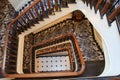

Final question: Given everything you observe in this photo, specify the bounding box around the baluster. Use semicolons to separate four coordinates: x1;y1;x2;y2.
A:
20;17;28;31
7;54;17;58
47;0;55;15
5;70;16;73
86;0;89;6
7;47;17;53
24;13;30;21
100;0;111;16
8;43;17;50
9;29;16;37
17;20;26;31
36;2;44;20
6;50;17;57
31;7;40;24
16;22;24;32
6;64;16;68
89;0;94;9
54;0;61;11
27;20;34;27
47;0;51;11
8;37;18;45
7;59;16;63
25;12;36;26
29;10;36;20
7;49;16;56
26;11;33;21
19;18;25;26
40;1;45;17
12;26;18;35
95;0;103;12
21;16;27;25
39;1;44;18
34;5;41;21
40;0;49;18
108;5;120;22
32;7;38;18
8;35;18;43
12;23;22;34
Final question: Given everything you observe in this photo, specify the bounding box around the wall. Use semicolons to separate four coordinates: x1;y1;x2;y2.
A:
8;0;32;11
76;0;120;76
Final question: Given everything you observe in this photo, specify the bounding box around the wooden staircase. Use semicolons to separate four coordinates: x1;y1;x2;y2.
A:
1;0;120;78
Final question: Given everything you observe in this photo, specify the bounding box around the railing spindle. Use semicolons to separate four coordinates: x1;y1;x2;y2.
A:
54;0;61;11
100;0;111;16
108;5;120;22
95;0;103;11
29;10;36;20
34;5;41;21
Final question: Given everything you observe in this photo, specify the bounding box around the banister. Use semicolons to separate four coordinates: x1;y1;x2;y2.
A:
7;0;41;30
2;0;42;76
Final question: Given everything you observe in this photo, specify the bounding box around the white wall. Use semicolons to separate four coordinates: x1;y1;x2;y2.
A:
8;0;31;11
76;0;120;76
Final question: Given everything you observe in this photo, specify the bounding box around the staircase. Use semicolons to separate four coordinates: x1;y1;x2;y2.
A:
1;0;120;79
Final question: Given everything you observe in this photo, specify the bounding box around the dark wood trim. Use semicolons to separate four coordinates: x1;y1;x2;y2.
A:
108;5;120;22
95;0;103;11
